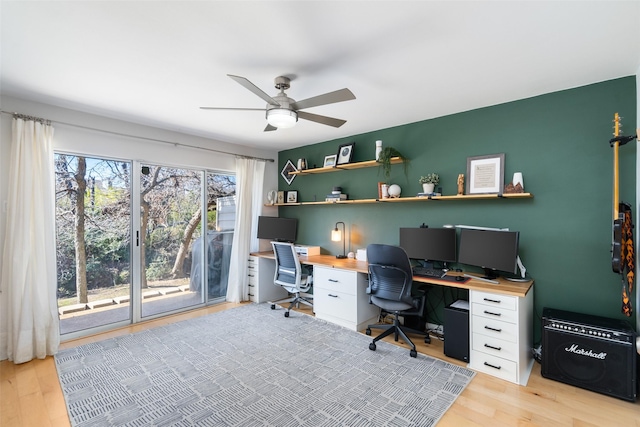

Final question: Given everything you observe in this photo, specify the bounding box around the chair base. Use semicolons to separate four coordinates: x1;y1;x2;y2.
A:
366;312;430;358
269;292;313;317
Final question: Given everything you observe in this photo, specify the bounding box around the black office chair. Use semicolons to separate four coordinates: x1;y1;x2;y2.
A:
365;243;430;358
269;241;313;317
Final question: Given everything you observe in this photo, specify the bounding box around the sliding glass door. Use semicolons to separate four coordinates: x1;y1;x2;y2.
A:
139;164;204;318
56;153;236;338
55;154;132;335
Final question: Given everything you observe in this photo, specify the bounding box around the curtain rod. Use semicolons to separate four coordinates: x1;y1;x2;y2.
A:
0;110;274;163
11;112;52;125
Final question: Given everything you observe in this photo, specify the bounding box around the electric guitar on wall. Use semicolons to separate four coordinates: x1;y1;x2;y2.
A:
610;113;635;317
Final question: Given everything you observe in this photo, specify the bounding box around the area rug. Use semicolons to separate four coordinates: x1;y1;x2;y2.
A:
55;303;475;426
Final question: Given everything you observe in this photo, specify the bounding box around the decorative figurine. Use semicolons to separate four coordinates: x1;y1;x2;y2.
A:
457;174;464;195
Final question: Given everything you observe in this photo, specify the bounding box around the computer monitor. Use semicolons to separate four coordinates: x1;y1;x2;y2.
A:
457;228;519;279
399;227;457;266
256;216;298;243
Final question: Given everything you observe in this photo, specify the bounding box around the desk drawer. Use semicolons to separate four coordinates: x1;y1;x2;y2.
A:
314;289;356;323
472;317;518;343
472;302;518;324
469;350;518;383
314;266;357;296
470;291;516;311
472;333;518;362
247;282;257;301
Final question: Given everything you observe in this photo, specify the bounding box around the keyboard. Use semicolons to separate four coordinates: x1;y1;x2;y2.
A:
412;266;446;279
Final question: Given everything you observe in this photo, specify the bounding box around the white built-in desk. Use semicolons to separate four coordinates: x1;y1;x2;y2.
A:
249;251;534;386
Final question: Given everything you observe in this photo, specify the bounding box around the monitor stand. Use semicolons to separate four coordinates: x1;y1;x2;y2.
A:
462;268;500;284
482;268;499;280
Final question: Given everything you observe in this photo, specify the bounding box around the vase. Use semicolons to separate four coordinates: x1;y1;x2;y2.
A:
422;183;435;194
381;184;389;199
512;172;524;190
375;140;382;161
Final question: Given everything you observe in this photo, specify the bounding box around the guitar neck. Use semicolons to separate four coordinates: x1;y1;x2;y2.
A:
613;112;620;219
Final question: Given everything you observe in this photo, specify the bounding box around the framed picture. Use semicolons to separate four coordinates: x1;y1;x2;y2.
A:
280;159;297;185
286;190;298;203
323;154;337;167
276;191;285;204
466;153;505;194
336;142;355;165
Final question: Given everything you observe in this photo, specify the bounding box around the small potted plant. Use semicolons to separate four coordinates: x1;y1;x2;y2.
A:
419;173;439;194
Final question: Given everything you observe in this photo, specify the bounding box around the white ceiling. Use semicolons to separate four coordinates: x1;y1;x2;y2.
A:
2;1;639;152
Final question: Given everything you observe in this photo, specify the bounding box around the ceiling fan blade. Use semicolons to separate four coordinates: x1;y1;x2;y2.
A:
264;124;277;132
298;111;347;128
200;107;264;111
227;74;280;107
291;88;355;110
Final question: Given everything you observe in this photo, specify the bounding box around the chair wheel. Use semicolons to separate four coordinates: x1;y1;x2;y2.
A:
410;349;417;358
369;342;376;351
270;304;276;310
365;328;371;335
284;311;290;317
424;336;431;344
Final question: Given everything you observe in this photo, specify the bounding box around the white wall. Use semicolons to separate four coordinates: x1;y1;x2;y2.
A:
0;95;278;359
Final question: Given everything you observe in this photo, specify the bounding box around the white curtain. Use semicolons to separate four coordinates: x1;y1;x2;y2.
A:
0;117;59;363
226;158;265;302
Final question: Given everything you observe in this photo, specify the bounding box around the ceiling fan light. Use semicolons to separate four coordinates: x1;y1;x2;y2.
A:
267;108;298;129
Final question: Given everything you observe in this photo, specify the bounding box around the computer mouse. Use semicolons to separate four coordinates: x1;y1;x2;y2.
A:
455;275;465;282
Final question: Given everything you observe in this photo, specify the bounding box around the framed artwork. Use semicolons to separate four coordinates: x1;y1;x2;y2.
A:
466;153;505;194
280;159;297;185
286;190;298;203
323;154;337;167
276;191;285;204
336;142;355;165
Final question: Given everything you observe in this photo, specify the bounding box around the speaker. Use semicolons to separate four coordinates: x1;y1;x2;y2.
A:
444;301;469;362
542;307;638;402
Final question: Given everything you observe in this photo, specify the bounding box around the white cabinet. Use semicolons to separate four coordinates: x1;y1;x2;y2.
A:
313;265;379;331
469;289;534;385
247;255;287;303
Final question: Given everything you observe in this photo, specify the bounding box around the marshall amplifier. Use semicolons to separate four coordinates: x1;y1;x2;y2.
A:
542;307;638;401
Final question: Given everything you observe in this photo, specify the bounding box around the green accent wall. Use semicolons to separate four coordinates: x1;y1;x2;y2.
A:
277;77;637;341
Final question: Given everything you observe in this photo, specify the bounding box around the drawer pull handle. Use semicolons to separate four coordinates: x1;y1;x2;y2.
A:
248;284;254;288
248;266;255;269
248;293;254;297
328;294;338;298
328;279;339;283
248;274;255;277
484;343;502;351
484;325;502;332
483;297;501;304
484;361;501;370
484;310;501;317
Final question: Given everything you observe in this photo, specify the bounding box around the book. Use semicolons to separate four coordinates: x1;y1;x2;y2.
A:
325;193;348;202
416;192;441;197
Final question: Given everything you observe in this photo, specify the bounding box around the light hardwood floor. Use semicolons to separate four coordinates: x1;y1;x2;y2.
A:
1;302;639;426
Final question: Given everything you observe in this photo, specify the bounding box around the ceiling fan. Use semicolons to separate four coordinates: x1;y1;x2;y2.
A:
200;75;356;132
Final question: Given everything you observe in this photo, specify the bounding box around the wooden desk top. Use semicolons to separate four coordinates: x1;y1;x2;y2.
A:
251;251;534;298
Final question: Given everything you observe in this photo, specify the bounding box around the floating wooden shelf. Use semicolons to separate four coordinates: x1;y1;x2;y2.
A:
271;157;533;206
289;157;403;175
266;193;533;207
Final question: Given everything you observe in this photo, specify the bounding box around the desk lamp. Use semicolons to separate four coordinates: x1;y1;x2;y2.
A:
331;221;347;259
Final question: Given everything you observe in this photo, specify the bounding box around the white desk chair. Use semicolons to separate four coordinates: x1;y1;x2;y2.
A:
269;241;313;317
